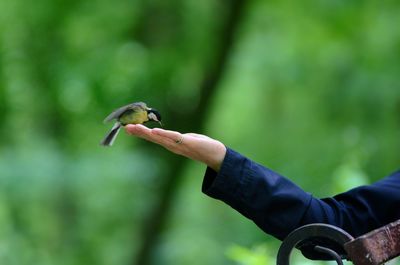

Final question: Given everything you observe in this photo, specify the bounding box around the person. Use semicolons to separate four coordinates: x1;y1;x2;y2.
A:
125;124;400;240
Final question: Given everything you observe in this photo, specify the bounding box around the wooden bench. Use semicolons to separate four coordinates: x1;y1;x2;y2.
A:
276;219;400;265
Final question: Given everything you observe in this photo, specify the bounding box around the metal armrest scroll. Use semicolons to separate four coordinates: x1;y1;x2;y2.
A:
276;223;354;265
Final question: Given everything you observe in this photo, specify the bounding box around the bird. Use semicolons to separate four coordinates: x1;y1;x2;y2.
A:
100;102;162;146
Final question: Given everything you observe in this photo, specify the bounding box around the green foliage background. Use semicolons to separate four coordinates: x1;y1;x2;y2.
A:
0;0;399;264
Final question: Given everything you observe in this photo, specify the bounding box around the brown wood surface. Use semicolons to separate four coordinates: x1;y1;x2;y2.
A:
344;219;400;265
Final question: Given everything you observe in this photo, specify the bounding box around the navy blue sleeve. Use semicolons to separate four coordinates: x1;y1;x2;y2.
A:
202;147;400;240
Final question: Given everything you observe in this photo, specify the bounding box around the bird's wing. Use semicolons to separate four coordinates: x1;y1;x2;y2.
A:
103;104;133;123
103;102;148;123
129;102;148;112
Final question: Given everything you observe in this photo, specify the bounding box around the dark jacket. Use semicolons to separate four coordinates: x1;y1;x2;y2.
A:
202;148;400;240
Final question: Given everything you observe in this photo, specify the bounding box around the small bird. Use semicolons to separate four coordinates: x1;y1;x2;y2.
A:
100;102;162;146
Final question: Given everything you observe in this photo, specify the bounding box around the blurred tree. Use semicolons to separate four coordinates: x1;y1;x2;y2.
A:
132;1;247;264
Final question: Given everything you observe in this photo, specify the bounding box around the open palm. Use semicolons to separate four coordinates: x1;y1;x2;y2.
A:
125;124;226;172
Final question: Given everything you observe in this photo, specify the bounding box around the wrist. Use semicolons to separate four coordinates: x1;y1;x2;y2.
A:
207;141;226;172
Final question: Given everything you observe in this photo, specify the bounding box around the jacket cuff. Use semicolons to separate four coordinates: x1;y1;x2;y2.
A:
202;147;253;213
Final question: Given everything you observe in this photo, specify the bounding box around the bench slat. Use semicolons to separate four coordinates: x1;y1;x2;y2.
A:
344;219;400;265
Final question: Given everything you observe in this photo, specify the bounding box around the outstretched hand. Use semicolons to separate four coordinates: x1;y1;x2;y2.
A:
125;124;227;172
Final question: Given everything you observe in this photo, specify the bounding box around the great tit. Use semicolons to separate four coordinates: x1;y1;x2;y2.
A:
100;102;162;146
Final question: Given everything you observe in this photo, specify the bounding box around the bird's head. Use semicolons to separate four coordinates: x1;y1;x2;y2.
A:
147;108;162;126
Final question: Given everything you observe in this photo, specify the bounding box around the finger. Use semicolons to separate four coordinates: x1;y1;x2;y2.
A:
126;125;178;147
125;124;151;135
152;128;182;142
151;129;191;153
125;124;156;142
126;125;189;155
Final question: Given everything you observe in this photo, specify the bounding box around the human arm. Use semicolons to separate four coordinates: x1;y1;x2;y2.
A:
125;125;400;239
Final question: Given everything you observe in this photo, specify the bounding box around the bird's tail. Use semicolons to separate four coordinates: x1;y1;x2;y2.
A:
100;122;121;146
